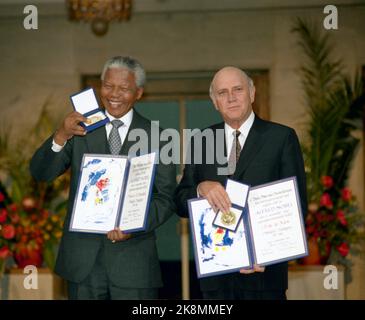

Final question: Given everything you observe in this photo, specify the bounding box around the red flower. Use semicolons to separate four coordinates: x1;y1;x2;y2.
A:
0;208;7;223
35;237;44;246
337;242;350;257
321;176;334;189
8;203;17;212
0;246;11;259
13;247;43;268
0;192;5;203
2;224;15;239
320;193;333;209
336;210;347;226
341;188;352;202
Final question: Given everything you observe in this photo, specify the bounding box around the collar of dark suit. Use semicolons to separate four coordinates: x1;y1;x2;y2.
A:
231;115;268;179
208;115;268;179
119;110;148;155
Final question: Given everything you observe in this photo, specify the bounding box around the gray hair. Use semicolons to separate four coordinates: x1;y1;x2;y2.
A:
101;56;146;88
209;67;254;100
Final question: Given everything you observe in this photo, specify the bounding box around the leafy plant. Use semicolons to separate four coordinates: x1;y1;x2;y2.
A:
292;18;365;274
292;18;363;203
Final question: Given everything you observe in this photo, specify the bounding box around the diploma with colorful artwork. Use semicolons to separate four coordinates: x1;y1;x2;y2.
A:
188;176;308;278
69;152;157;234
188;198;252;278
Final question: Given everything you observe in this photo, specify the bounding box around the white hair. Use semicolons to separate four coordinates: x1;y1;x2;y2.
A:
209;67;254;101
101;56;146;88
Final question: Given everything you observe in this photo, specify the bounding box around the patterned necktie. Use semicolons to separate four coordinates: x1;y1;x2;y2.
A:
228;130;241;175
108;120;124;155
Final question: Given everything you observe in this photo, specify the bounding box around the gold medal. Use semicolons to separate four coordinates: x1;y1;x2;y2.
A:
86;115;102;125
221;211;236;226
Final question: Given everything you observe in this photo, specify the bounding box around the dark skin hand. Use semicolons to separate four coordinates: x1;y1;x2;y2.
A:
54;111;88;145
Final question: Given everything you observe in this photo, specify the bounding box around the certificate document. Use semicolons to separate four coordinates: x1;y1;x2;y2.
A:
69;152;157;234
188;176;308;278
118;153;156;231
247;177;308;265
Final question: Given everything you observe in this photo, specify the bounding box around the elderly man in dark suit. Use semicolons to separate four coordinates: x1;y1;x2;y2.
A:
30;56;176;299
175;66;307;300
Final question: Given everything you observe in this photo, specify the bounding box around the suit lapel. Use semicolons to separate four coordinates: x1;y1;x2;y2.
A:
120;111;147;156
208;122;227;177
85;126;109;154
232;116;267;179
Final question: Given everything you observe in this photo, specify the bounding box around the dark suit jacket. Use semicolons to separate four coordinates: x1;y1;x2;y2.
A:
175;115;307;292
30;111;176;288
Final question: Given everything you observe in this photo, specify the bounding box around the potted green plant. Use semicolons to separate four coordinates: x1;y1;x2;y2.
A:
292;18;365;270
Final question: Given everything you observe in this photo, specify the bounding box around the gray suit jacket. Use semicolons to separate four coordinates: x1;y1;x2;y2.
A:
30;111;176;288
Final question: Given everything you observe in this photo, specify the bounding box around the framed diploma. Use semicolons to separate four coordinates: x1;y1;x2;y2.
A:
70;87;109;132
188;176;308;278
188;198;252;278
69;152;157;234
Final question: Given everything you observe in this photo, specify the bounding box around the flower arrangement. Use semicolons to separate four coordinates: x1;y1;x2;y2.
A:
305;176;364;266
0;192;64;271
0;103;68;274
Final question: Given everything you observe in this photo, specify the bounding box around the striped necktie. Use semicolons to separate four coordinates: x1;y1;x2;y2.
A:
228;130;241;175
108;120;124;155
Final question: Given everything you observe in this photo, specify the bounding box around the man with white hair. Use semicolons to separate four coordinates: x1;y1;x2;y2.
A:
31;56;176;299
175;66;307;300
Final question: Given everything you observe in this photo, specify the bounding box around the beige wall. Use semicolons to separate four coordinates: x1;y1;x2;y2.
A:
0;1;364;298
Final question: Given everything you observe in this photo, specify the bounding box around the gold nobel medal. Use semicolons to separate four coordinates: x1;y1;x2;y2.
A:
86;115;102;125
221;210;236;226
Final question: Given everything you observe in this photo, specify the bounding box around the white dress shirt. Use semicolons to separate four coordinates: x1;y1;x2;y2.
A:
104;109;133;146
224;111;255;157
196;111;255;196
51;109;134;152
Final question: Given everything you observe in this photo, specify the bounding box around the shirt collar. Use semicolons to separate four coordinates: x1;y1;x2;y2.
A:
105;109;134;127
225;111;255;138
